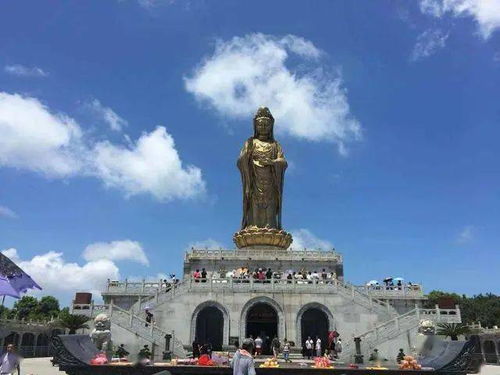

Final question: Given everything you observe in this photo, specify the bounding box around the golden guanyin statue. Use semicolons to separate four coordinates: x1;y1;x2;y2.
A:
233;107;292;249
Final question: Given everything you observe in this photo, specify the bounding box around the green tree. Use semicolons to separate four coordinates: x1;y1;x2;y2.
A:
425;290;500;327
37;296;60;319
424;290;461;308
12;296;38;320
57;312;90;334
436;323;471;341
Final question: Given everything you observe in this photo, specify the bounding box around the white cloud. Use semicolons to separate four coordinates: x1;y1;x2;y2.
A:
4;64;48;77
457;225;474;243
93;126;205;201
1;248;120;302
289;229;333;250
0;92;84;177
0;92;205;202
420;0;500;39
86;98;127;132
411;29;449;61
82;240;149;266
185;33;361;155
0;205;18;219
187;238;226;250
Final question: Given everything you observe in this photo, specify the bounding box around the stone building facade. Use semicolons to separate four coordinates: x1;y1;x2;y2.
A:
79;247;460;361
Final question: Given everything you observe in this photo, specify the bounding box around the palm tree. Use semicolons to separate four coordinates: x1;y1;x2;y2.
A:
436;323;471;341
56;313;90;334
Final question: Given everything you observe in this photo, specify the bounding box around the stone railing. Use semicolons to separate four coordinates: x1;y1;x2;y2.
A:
355;285;425;299
104;277;422;301
341;305;462;361
0;317;58;328
104;279;171;295
71;302;187;358
186;248;343;262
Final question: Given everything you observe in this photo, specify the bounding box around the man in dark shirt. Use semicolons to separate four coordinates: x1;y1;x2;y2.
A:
201;268;207;283
145;309;154;327
266;268;273;283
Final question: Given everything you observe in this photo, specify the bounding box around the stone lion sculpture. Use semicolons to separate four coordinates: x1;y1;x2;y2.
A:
418;319;436;335
91;313;113;358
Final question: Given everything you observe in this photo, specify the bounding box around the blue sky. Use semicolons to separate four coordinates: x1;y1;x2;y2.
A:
0;0;499;305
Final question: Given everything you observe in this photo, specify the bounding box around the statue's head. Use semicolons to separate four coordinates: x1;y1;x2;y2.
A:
253;107;274;140
94;313;111;331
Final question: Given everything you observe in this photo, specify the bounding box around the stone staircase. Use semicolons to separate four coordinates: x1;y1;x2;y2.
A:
71;302;187;359
339;306;462;362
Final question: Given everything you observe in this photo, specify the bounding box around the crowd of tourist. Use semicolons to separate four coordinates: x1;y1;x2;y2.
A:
365;277;421;291
192;267;338;283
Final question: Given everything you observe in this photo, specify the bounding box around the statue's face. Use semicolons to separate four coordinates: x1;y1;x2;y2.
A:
255;117;272;137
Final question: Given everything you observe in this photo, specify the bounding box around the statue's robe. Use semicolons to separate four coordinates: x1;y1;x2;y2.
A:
237;137;287;230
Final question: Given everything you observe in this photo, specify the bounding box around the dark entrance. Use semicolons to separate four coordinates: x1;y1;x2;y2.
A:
301;308;329;355
246;303;278;354
195;306;224;351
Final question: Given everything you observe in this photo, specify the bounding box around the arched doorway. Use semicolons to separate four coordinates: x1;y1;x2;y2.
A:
300;308;329;355
246;303;278;354
20;333;35;358
483;340;497;364
36;334;49;357
195;306;224;351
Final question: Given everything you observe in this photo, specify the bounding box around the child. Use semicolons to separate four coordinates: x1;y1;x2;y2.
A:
283;339;291;362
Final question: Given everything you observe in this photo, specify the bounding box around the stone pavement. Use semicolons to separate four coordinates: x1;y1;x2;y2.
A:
18;357;499;375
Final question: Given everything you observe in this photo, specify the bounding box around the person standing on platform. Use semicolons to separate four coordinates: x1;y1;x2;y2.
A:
305;336;314;359
254;336;263;355
201;268;207;283
0;344;20;375
315;336;322;357
271;336;280;358
145;308;154;327
192;337;200;358
282;339;291;362
335;338;342;358
231;339;256;375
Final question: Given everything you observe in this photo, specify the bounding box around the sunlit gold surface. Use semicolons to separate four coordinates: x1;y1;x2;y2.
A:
233;226;293;249
235;107;293;249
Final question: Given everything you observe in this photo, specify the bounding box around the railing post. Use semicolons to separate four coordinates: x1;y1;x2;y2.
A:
90;301;94;317
395;315;400;330
125;278;128;292
107;279;110;292
109;300;114;317
415;305;420;321
155;289;159;303
455;304;461;322
150;320;154;336
435;304;441;322
142;279;145;293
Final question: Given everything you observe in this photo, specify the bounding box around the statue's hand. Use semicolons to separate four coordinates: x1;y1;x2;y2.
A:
260;158;275;166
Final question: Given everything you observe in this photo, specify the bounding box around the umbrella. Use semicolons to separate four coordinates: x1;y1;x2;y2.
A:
0;252;41;304
393;277;404;282
383;277;393;283
366;280;378;286
0;276;20;298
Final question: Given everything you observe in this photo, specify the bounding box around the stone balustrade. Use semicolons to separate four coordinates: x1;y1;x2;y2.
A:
103;277;424;300
185;248;343;262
